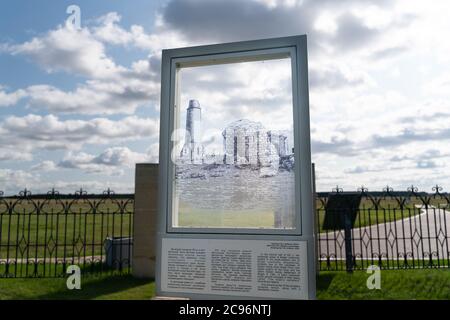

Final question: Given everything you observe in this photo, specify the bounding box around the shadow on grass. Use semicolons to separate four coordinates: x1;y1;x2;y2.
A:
36;275;154;300
316;273;337;292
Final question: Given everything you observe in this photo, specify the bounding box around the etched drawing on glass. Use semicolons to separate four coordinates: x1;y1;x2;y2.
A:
172;57;295;229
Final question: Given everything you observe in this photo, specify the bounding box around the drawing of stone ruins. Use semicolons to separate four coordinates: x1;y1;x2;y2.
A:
177;100;295;178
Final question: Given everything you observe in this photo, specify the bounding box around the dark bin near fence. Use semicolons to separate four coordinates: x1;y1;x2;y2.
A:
322;193;362;230
104;237;133;269
322;193;362;272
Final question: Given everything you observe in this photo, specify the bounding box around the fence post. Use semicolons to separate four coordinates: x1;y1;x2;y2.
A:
132;163;159;278
344;211;353;273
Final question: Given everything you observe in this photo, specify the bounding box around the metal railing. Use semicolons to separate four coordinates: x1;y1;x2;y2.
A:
0;189;134;278
2;185;449;277
317;186;450;271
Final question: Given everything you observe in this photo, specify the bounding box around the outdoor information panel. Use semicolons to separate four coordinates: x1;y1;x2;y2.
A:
157;35;315;299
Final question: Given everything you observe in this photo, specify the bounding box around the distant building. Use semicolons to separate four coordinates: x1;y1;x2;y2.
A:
222;119;289;167
180;100;204;164
179;100;291;168
268;131;290;157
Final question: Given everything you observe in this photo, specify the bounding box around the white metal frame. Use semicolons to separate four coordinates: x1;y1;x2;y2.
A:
157;35;315;299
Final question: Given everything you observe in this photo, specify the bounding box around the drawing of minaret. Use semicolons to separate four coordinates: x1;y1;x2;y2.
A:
180;100;204;164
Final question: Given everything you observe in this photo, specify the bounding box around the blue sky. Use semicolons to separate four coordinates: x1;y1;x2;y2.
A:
0;0;167;194
1;0;450;194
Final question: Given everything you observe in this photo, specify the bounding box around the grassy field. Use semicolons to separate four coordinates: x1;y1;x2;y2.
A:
0;196;433;263
1;269;449;300
0;198;132;259
316;269;450;300
316;197;424;232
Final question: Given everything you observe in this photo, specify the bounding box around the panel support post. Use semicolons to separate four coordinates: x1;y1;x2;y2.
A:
133;163;159;278
344;212;353;273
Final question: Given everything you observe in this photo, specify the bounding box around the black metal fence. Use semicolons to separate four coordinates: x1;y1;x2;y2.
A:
2;185;450;278
317;186;450;271
0;189;133;278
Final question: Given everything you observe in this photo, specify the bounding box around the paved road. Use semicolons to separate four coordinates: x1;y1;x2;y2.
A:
318;205;450;261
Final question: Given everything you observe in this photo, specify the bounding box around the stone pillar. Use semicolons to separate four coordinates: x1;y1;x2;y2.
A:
133;163;158;279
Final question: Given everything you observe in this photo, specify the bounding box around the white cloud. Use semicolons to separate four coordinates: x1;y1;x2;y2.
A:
0;12;169;114
93;12;135;46
0;88;26;107
26;73;158;115
30;160;57;172
0;114;159;158
423;74;450;97
92;12;187;53
0;169;38;194
58;151;123;176
0;148;33;161
1;16;165;115
90;146;151;166
6;24;123;79
314;11;338;35
309;65;370;90
57;147;153;176
146;142;160;163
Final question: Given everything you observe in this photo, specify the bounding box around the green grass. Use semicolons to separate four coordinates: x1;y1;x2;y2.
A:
0;275;154;300
317;269;450;300
1;269;449;300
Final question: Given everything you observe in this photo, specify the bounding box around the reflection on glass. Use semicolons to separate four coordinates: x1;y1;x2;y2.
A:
173;58;295;229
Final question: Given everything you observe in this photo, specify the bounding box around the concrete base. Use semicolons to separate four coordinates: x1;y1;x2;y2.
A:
132;163;158;279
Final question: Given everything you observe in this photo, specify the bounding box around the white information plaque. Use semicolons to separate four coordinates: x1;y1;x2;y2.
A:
157;35;316;299
161;238;308;299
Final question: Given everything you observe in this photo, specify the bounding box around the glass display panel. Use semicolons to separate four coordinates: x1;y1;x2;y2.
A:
172;54;296;229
